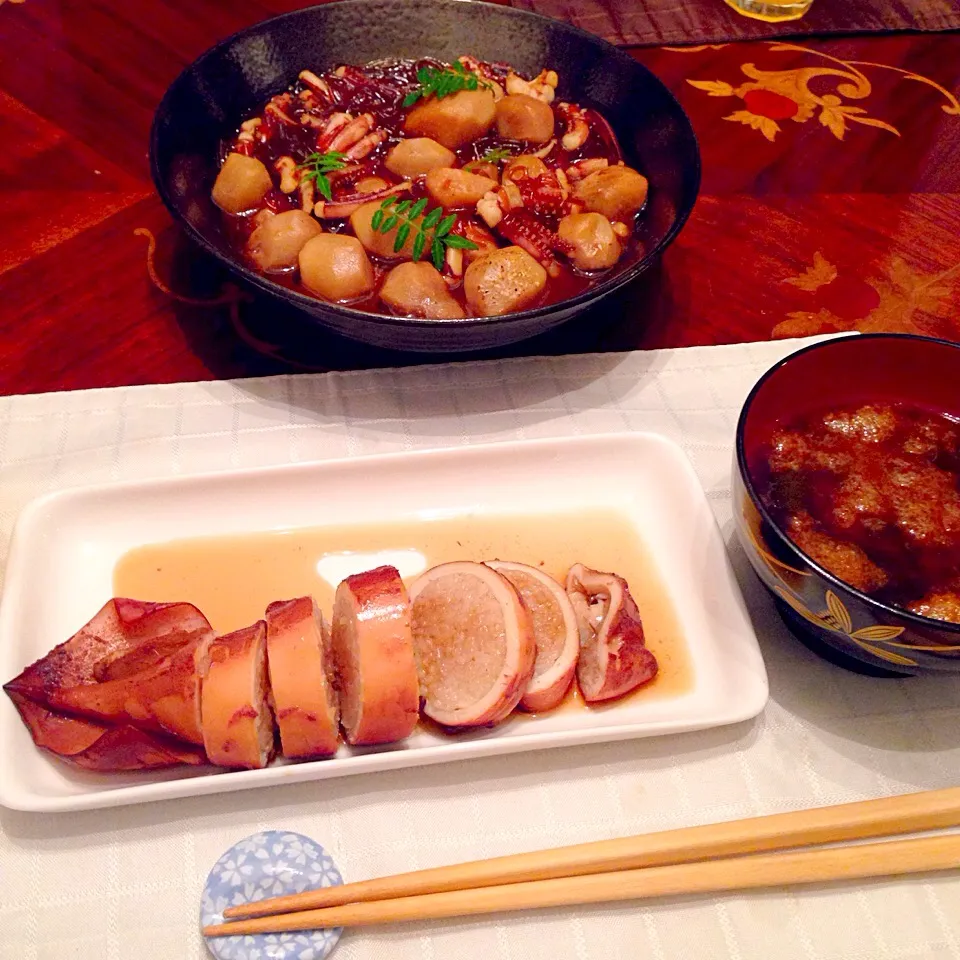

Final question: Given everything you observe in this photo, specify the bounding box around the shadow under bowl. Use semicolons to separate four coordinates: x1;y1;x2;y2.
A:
149;0;700;353
733;333;960;677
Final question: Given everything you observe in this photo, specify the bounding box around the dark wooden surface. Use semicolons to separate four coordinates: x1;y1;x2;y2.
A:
512;0;960;47
1;1;959;395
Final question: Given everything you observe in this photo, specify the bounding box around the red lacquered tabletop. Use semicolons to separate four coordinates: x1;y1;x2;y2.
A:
1;0;958;394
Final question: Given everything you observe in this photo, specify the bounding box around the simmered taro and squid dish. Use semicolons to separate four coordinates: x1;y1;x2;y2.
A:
211;56;649;319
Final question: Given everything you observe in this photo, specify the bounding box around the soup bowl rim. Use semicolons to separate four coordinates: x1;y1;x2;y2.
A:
735;331;960;636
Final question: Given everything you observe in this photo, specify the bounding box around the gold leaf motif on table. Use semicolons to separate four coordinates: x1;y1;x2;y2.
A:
773;255;960;339
687;79;737;97
818;103;850;140
772;308;848;339
837;113;900;135
678;41;959;142
860;258;960;334
663;45;729;52
817;97;901;140
724;109;779;141
783;252;837;292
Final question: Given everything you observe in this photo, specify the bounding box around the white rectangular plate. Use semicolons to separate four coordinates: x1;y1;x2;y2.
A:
0;433;767;812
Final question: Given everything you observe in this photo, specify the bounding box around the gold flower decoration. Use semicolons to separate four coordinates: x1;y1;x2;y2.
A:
782;252;838;292
772;253;960;340
679;42;959;142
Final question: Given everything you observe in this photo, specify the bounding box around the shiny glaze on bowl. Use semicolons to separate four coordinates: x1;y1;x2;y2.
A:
734;334;960;677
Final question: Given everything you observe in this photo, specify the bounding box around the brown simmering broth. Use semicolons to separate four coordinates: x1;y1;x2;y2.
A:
217;57;643;316
113;510;692;708
753;403;960;622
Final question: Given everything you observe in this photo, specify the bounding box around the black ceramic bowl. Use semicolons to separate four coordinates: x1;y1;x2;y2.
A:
150;0;699;352
734;334;960;678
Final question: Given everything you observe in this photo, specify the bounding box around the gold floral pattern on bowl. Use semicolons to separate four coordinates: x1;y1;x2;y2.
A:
734;335;960;675
742;495;960;668
741;498;810;580
773;586;917;667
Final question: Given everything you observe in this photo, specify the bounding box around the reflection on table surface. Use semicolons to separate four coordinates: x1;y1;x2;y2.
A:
0;3;958;395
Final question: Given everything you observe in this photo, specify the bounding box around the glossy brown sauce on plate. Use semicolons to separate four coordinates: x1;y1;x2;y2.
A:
753;403;960;622
114;509;692;707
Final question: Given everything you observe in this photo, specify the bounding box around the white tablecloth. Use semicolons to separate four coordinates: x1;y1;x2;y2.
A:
2;336;959;960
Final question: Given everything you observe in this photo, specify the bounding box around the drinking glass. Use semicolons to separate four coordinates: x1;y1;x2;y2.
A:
723;0;814;22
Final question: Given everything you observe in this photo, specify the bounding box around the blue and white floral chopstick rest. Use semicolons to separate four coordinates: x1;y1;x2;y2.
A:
201;831;343;960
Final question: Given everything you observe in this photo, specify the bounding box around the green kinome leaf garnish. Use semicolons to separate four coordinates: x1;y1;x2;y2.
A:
371;197;478;270
402;61;491;108
464;146;514;172
480;146;514;163
297;151;348;201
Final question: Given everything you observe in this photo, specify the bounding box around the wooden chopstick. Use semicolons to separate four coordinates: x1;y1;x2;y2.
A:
223;785;960;920
205;832;960;936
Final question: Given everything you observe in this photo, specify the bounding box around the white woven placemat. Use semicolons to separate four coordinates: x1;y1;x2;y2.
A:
2;336;960;960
